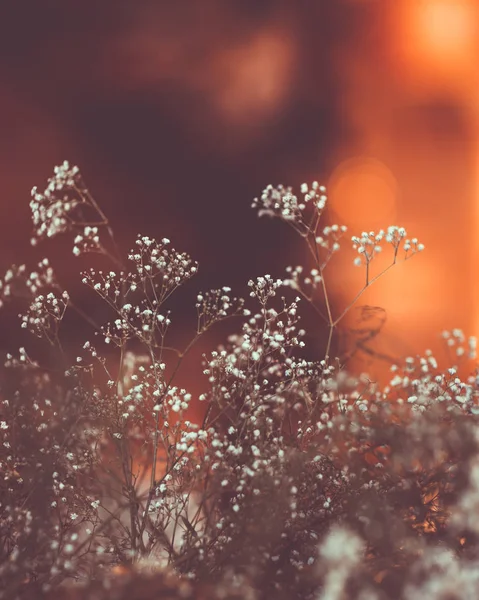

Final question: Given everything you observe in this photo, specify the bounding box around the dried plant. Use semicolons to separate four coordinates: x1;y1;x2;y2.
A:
1;162;479;600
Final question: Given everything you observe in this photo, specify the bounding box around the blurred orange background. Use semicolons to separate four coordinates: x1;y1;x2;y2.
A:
0;0;478;393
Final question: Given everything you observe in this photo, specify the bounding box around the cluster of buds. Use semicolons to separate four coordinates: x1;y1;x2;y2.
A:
352;227;424;267
128;235;198;301
352;231;383;267
4;346;38;368
300;181;328;211
0;259;58;308
247;275;283;305
101;316;133;347
83;269;124;305
196;286;247;333
30;161;82;244
252;181;327;234
284;265;322;293
72;226;102;257
253;184;304;223
100;309;172;347
442;329;477;360
20;290;69;339
315;224;348;263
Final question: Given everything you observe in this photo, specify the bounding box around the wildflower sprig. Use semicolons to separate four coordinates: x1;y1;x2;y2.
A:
247;274;283;305
254;181;424;358
0;259;58;308
196;286;248;333
20;289;70;343
30;161;83;243
128;235;198;303
352;227;425;285
385;345;479;413
441;328;477;363
315;223;348;265
30;161;122;268
252;181;327;237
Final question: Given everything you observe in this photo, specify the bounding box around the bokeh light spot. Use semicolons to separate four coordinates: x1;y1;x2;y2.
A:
392;0;479;94
328;157;398;230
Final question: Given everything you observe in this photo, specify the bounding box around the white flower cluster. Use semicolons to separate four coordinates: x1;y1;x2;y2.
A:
20;290;69;339
300;180;328;210
83;269;124;302
72;225;102;257
0;259;57;308
284;265;322;292
128;235;198;301
387;348;479;412
196;286;247;333
106;355;166;421
4;346;37;368
164;386;193;415
101;315;134;347
98;304;172;347
247;275;283;305
441;329;477;360
352;227;424;267
252;184;302;222
81;236;198;349
0;259;68;343
315;223;347;255
30;161;82;244
252;181;327;232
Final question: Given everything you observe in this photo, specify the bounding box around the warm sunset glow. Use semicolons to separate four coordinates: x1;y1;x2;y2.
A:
328;157;398;230
392;0;479;95
413;0;476;59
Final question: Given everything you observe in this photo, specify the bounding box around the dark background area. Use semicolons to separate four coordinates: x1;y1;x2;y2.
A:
0;0;346;267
